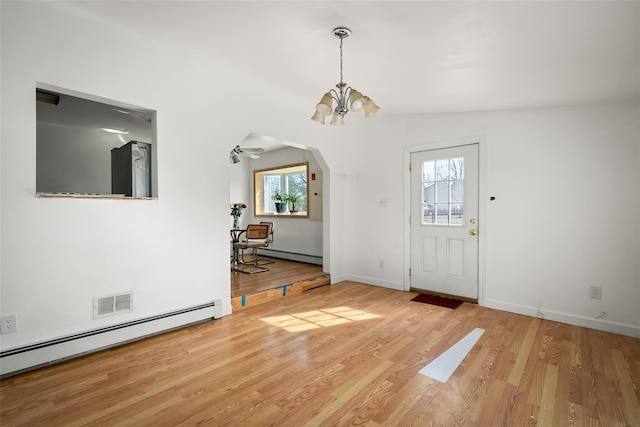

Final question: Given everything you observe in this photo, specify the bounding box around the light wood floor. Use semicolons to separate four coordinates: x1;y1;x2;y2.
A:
2;281;639;426
231;256;325;297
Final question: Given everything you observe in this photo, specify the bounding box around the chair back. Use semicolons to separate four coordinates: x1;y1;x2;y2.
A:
246;223;269;240
259;221;274;244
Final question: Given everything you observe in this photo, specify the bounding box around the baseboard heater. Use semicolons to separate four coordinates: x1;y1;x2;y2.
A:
257;248;323;265
0;300;222;378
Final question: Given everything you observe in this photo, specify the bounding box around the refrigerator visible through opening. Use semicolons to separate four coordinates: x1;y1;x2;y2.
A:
111;141;151;197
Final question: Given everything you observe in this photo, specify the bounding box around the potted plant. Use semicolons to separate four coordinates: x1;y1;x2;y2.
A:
271;189;288;213
286;193;302;214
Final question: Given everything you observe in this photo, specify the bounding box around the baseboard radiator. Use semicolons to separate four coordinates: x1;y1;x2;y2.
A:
257;248;323;265
0;300;222;378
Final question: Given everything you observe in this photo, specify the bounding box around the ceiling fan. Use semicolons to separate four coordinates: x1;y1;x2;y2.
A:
230;145;265;163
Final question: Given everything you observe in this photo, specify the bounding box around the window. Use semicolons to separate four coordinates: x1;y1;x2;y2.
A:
254;163;309;217
422;157;464;225
36;86;156;199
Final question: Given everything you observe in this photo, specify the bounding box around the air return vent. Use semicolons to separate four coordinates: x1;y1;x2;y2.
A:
93;292;133;319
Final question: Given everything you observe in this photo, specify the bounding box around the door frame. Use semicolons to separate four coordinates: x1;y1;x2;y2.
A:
403;135;488;306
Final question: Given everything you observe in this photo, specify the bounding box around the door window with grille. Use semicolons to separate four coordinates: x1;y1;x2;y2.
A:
422;157;464;225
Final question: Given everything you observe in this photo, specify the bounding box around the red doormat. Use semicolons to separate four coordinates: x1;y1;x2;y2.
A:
411;294;463;309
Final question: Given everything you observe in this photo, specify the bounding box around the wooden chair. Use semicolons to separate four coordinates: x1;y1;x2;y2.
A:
233;224;270;273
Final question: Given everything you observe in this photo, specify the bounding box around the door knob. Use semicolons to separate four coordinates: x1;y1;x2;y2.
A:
469;229;477;236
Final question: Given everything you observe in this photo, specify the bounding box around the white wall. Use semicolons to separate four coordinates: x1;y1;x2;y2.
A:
244;146;323;258
0;2;224;350
0;2;346;354
344;104;640;336
229;156;252;230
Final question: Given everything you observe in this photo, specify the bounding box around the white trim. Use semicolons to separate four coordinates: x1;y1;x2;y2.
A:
345;275;403;291
328;274;347;284
403;135;488;305
485;298;640;339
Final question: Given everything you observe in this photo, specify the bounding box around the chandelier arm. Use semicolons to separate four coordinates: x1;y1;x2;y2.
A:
329;89;340;104
344;86;352;102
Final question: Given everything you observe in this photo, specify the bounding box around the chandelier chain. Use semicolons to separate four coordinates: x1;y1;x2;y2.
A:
339;36;343;85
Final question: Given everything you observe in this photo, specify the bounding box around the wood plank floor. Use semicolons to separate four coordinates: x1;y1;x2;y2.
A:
231;257;329;310
2;281;639;426
231;257;325;297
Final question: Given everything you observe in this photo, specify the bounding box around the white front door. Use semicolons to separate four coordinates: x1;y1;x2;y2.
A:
410;144;479;300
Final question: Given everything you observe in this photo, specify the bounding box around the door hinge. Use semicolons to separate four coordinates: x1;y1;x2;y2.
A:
409;162;412;172
409;267;411;277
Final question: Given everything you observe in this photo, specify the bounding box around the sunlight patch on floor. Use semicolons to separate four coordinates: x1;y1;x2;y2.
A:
261;306;380;332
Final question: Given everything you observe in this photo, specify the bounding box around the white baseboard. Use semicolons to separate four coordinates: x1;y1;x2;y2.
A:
327;274;347;284
484;298;640;338
0;300;222;378
257;248;322;265
345;275;404;291
331;279;640;338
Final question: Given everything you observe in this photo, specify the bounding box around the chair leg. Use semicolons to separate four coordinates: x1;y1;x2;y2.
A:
233;245;269;274
238;248;259;266
254;246;275;265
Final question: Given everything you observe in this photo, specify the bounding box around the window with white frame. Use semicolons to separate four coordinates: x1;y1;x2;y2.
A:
254;162;309;217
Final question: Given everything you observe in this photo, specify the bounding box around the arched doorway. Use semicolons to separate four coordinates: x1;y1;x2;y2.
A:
229;133;330;309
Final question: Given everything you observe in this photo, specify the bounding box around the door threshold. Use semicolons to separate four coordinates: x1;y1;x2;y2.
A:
410;287;477;304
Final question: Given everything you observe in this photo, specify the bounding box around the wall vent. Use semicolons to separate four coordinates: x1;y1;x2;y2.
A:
93;292;133;319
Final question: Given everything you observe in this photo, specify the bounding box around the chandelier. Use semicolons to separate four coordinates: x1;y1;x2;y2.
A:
311;27;380;126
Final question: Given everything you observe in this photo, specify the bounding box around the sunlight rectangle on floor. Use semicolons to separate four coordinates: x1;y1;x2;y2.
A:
419;327;484;383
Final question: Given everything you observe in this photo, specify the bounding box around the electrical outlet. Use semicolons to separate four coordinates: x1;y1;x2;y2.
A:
0;314;17;334
378;260;384;269
589;286;602;300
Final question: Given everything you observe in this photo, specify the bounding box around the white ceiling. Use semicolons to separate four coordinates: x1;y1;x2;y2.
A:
60;1;639;116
